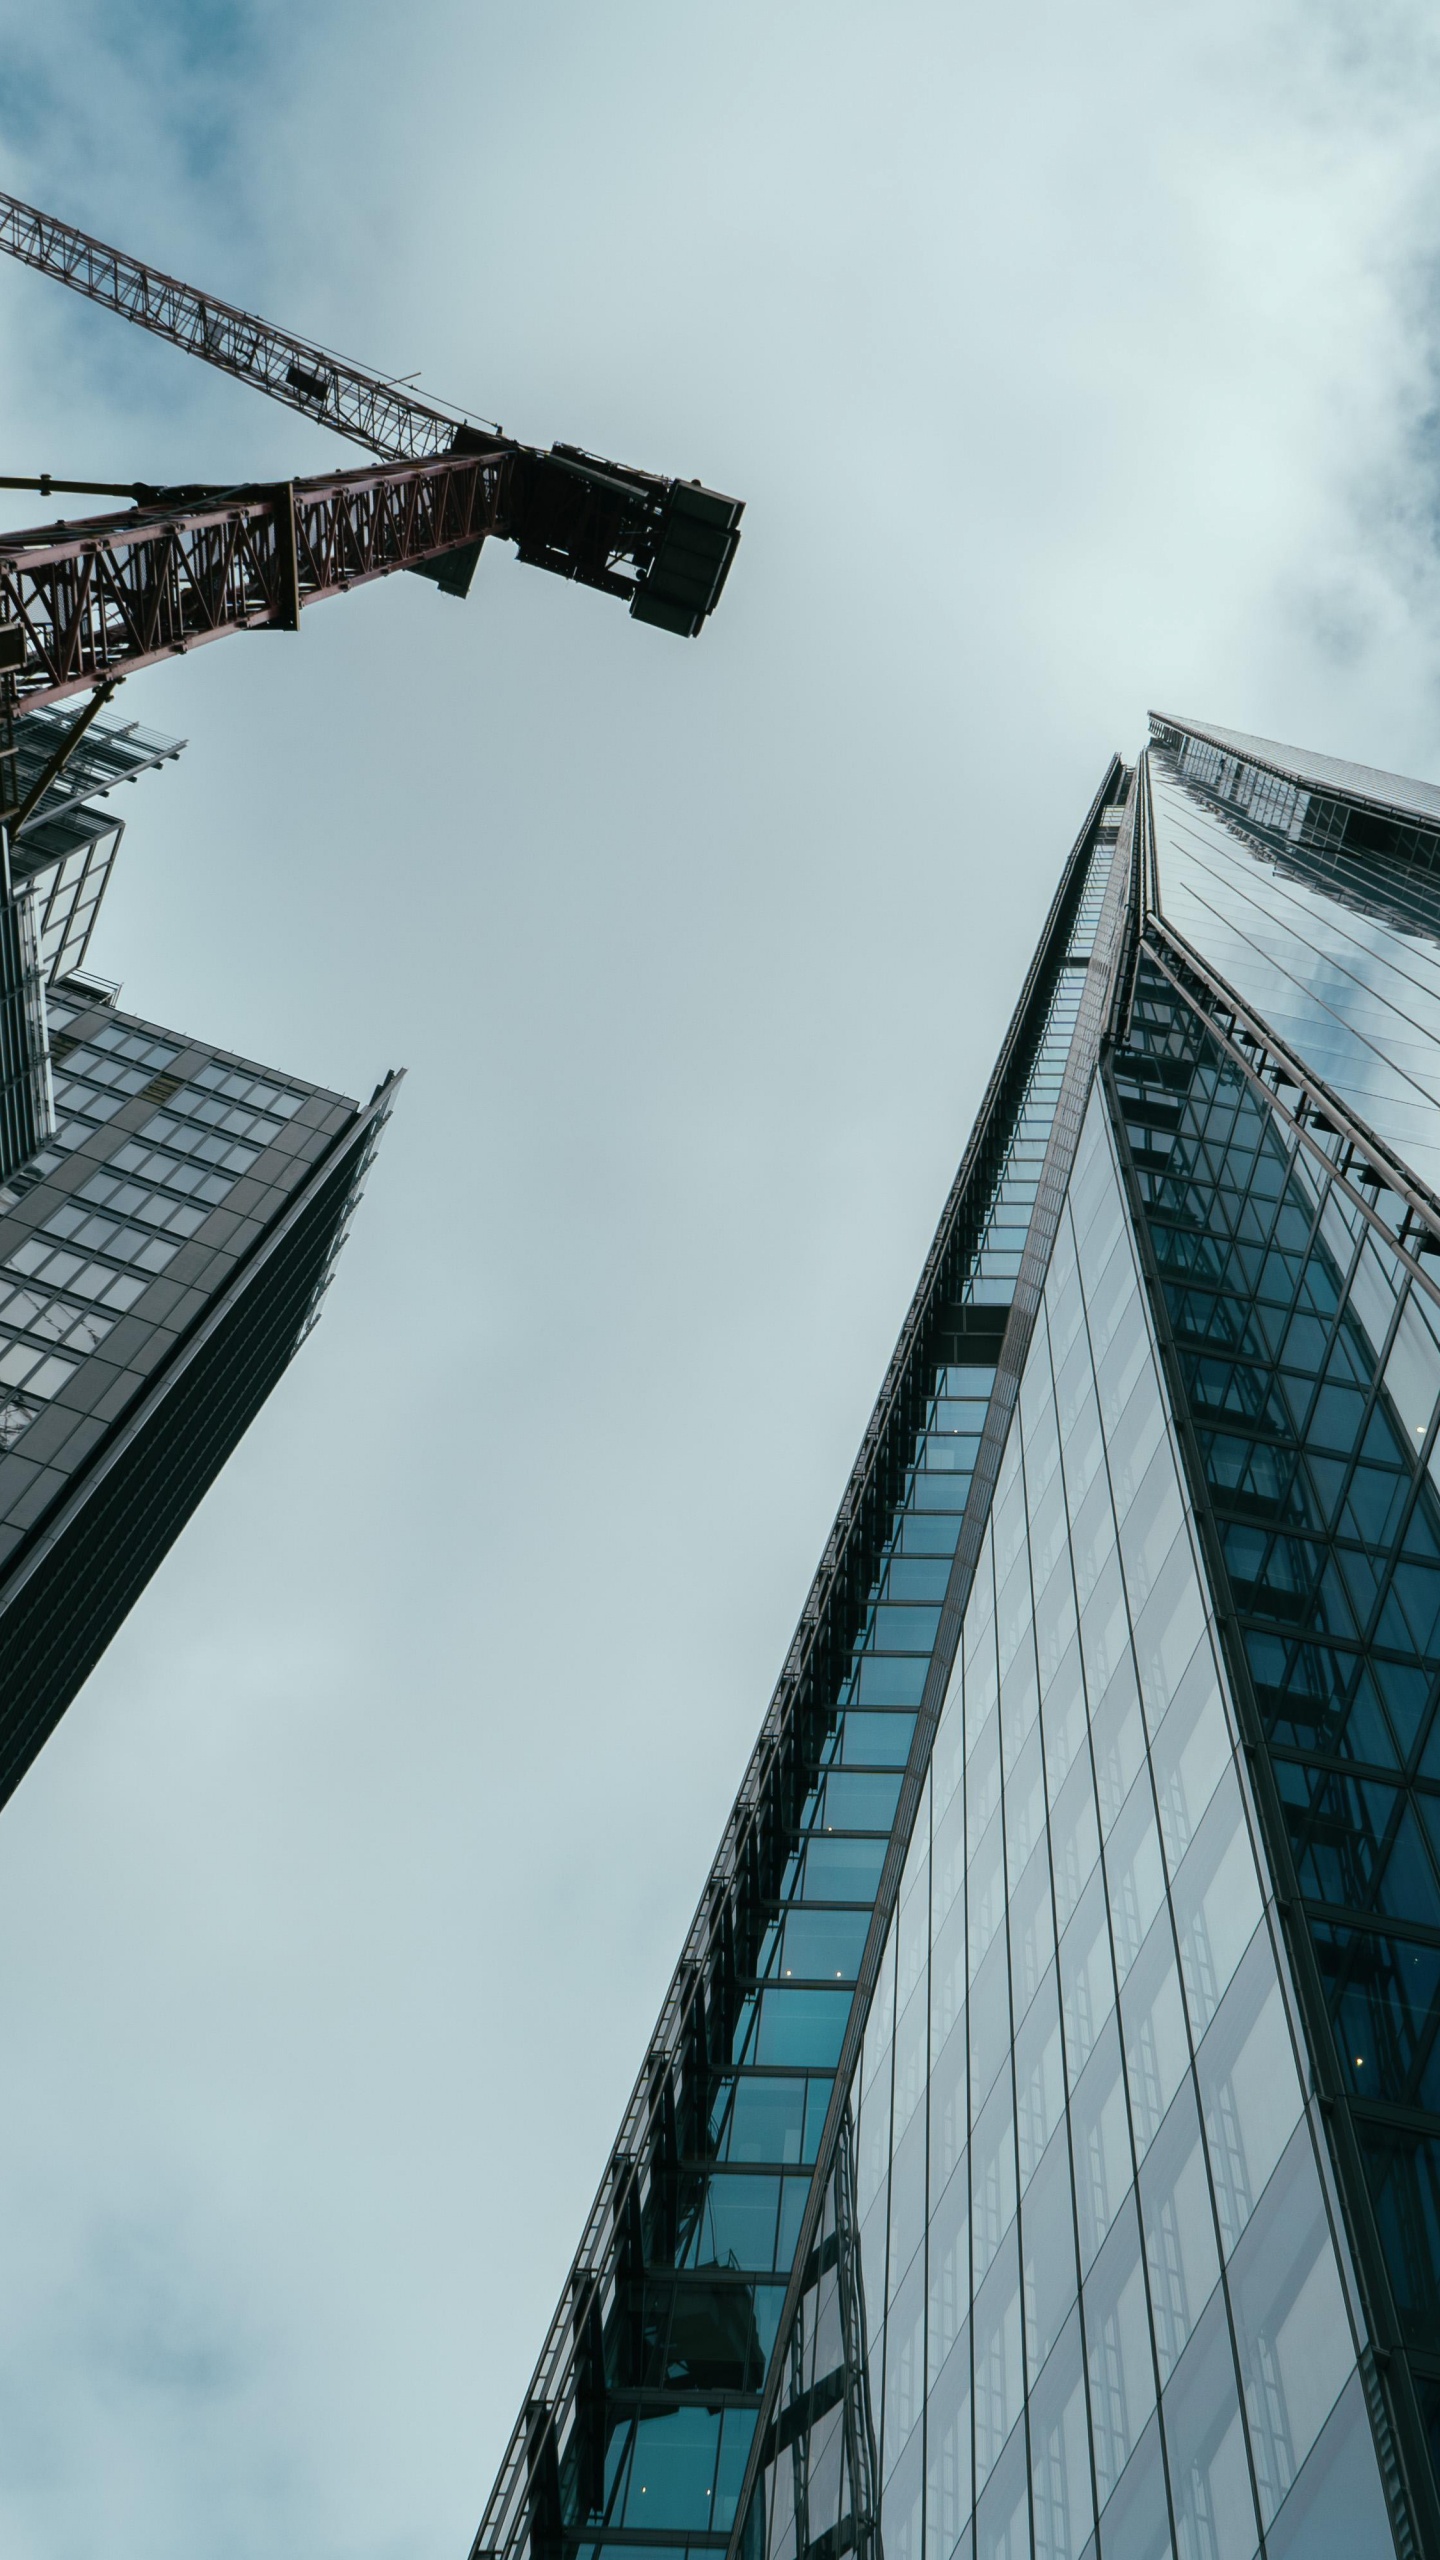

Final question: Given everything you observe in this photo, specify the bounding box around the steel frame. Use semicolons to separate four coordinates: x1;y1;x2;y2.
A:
0;455;508;710
1096;740;1440;2556
0;188;464;461
1139;915;1440;1301
723;774;1139;2560
0;191;743;647
1101;788;1440;2552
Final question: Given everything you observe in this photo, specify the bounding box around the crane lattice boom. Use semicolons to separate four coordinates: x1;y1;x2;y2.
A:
0;455;513;711
0;188;465;462
0;189;742;645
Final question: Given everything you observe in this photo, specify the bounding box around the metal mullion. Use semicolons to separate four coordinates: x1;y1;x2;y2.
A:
1008;1402;1092;2556
1299;1892;1440;1949
971;1529;1029;2536
481;770;1129;2560
1144;922;1440;1302
963;1549;989;2546
1027;1302;1105;2556
1102;1028;1435;2558
1046;1167;1185;2556
1103;1080;1347;2550
1101;1054;1358;2543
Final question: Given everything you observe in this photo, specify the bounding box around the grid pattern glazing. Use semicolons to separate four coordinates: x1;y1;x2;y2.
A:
562;1365;997;2560
534;841;1121;2560
23;829;119;982
7;705;182;987
761;1091;1392;2560
963;865;1107;1309
1150;717;1440;840
1113;949;1440;2515
0;1018;302;1449
1149;751;1440;1194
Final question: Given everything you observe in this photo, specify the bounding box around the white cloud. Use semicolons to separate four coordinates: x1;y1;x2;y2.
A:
1;1;1439;2552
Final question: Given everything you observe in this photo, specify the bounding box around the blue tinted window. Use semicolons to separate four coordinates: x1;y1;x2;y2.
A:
834;1710;917;1767
799;1837;888;1900
755;1988;851;2067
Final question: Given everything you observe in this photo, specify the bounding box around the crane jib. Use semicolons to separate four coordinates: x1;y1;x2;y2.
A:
0;457;511;710
0;188;743;643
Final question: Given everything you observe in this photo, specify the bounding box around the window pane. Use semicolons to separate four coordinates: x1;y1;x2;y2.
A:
622;2406;720;2529
1158;2284;1258;2560
713;2077;807;2164
971;2064;1018;2286
1263;2369;1394;2560
1022;2121;1079;2374
837;1710;917;1766
1106;1775;1168;1988
1093;2409;1171;2560
816;1770;905;1830
1069;2013;1132;2273
1355;2118;1440;2353
1194;1925;1303;2258
925;2326;973;2557
1227;2123;1356;2527
1083;2203;1157;2508
973;2226;1025;2495
1170;1771;1264;2038
1014;1971;1065;2201
1139;2081;1221;2384
756;1987;852;2067
776;1907;871;1981
975;2408;1029;2560
1060;1866;1117;2081
680;2174;781;2270
1028;2309;1096;2560
1120;1911;1190;2164
799;1837;888;1900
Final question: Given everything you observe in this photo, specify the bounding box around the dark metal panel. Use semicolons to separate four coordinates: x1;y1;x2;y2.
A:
0;1072;396;1807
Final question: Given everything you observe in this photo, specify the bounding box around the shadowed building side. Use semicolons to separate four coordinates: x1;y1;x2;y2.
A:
0;977;393;1809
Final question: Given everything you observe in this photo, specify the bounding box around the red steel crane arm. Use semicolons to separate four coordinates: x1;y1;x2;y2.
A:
0;190;742;638
0;453;509;711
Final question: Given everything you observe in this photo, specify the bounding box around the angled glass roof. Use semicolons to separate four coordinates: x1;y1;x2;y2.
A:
1148;727;1440;1195
1151;709;1440;831
10;706;184;879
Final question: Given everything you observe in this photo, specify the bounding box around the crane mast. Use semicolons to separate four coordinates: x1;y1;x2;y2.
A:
0;188;742;647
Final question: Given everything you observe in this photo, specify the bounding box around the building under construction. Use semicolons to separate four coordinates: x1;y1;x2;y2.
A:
0;190;742;1805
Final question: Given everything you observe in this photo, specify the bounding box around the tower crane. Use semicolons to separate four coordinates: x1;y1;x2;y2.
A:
0;190;743;1190
0;189;743;716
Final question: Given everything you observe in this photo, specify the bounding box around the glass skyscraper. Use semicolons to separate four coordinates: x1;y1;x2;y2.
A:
473;715;1440;2560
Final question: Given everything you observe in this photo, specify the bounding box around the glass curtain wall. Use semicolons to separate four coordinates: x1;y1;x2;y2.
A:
474;717;1440;2560
756;1088;1393;2560
1110;949;1440;2529
552;844;1120;2560
1147;735;1440;1196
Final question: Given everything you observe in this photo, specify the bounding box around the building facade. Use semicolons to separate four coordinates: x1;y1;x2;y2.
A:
474;717;1440;2560
0;701;393;1806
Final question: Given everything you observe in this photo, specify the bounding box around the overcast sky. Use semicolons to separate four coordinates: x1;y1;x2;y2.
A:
1;4;1440;2554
